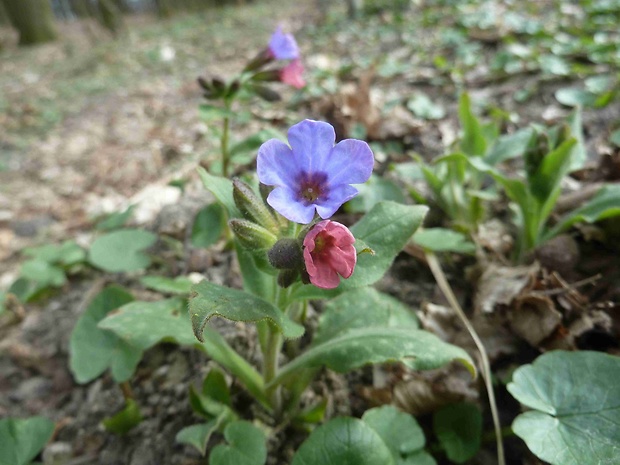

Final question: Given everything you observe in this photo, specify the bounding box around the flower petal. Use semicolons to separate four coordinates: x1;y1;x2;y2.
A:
308;258;341;288
268;27;299;60
326;139;374;185
315;184;358;219
267;187;316;224
287;120;335;173
257;139;299;187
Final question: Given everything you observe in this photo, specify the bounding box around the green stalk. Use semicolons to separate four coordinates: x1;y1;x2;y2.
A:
221;111;231;178
426;252;505;465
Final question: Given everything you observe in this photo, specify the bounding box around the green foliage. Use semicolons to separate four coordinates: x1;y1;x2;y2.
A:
178;369;237;456
291;202;428;301
0;416;55;465
458;93;486;157
192;203;227;248
433;403;482;463
96;205;135;231
508;351;620;465
270;327;475;387
292;417;394;465
544;184;620;241
412;228;476;254
99;296;267;407
197;168;241;218
407;92;446;120
362;406;436;465
189;280;304;342
346;174;406;213
209;421;267;465
69;286;141;383
313;288;418;345
140;275;194;295
102;400;142;435
88;229;157;272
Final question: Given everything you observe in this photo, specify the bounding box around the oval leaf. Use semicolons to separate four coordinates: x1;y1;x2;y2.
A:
508;351;620;465
0;416;55;465
189;280;304;342
314;288;418;346
292;417;394;465
209;421;266;465
272;327;475;387
433;403;482;463
88;229;157;272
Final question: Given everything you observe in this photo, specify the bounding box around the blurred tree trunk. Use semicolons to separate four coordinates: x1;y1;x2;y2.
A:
1;0;58;45
97;0;124;35
111;0;130;13
0;1;9;26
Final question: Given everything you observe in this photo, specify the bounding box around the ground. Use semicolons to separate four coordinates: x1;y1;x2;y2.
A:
0;1;619;464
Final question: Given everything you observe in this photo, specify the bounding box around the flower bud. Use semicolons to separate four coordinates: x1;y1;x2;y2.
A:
233;178;279;233
277;269;299;288
229;219;277;251
250;84;282;103
267;238;303;270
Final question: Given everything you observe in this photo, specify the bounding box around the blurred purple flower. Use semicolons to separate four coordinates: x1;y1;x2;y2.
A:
257;120;374;224
268;26;299;61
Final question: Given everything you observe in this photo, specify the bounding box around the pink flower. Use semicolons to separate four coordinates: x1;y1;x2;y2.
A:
279;60;306;89
303;220;356;289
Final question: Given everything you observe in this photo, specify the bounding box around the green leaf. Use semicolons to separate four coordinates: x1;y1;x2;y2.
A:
346;175;406;213
192;203;226;248
189;280;304;342
292;417;394;465
22;240;85;266
413;228;476;254
176;420;219;456
566;108;587;171
407;93;446;120
508;351;620;465
528;138;576;205
485;128;535;165
19;260;66;287
545;184;620;240
433;403;482;463
313;288;418;346
140;275;194;295
209;421;266;465
202;368;232;407
555;88;596;107
234;240;275;300
99;296;267;407
610;129;620;147
0;417;55;465
197;168;241;218
88;229;157;272
344;202;428;289
102;399;142;435
271;327;475;387
69;286;141;383
458;93;486;157
363;406;435;465
96;205;135;231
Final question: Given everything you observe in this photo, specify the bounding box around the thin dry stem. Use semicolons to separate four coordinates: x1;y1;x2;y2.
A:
426;252;505;465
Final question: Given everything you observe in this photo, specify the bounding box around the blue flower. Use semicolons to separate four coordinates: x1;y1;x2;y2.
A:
257;120;374;224
268;27;299;61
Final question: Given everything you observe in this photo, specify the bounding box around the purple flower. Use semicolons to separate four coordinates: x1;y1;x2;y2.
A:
257;120;374;224
268;26;299;61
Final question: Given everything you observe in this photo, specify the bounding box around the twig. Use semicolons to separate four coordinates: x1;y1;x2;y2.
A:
426;252;505;465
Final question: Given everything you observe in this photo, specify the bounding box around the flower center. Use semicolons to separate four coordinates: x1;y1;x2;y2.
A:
297;171;328;205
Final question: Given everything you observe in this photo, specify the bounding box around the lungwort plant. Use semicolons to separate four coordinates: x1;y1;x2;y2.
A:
79;119;475;462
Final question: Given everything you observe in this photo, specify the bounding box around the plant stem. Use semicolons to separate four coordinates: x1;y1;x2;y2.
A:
221;113;230;177
425;252;505;465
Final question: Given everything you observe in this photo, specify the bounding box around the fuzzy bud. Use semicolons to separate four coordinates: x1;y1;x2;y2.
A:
277;269;299;288
232;178;279;233
267;238;303;270
229;219;277;251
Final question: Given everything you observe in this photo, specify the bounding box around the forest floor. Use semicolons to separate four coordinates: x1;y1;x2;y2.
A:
0;1;619;464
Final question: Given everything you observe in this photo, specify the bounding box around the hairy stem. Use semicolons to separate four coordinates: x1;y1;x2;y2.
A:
221;113;230;177
426;252;505;465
